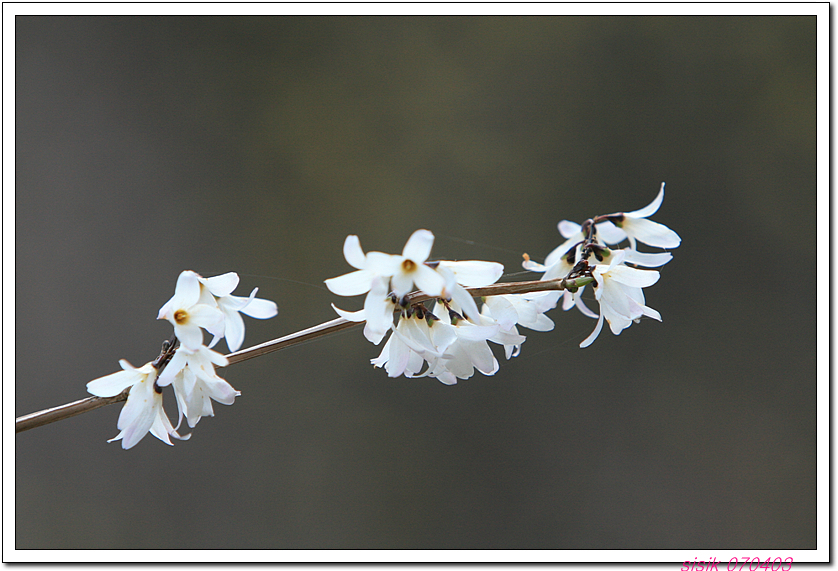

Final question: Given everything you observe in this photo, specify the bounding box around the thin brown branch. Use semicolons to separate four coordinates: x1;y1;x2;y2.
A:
15;387;131;434
15;276;591;434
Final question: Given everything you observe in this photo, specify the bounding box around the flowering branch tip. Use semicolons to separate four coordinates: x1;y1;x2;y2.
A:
17;182;678;448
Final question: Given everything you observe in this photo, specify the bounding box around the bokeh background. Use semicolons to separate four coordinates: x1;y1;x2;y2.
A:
15;16;816;550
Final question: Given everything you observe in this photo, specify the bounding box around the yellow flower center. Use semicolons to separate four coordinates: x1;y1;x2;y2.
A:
401;259;416;272
173;309;189;324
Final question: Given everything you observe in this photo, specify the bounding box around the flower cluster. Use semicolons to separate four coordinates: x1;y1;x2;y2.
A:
522;182;680;347
325;231;562;385
75;184;677;449
86;271;277;449
325;184;678;385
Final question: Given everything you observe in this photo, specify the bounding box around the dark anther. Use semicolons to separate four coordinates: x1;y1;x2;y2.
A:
153;380;163;394
580;218;597;241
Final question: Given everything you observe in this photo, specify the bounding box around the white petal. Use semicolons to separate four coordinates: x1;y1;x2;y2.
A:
438;260;503;286
412;264;446;298
451;284;481;322
390;268;415;299
573;292;600;319
604;248;627;267
401;229;435;262
156;299;173;321
371;335;392;368
400;318;438;355
363;323;390;345
87;369;142;397
629;297;662;322
621;218;681;249
623;182;665;218
393;319;440;357
222;310;246;352
201;272;239;297
405;351;426;377
171;271;201;311
561;290;576;311
343;235;367;270
542;259;574;282
385;331;410;378
490;328;527;348
428;321;458;354
117;383;158;449
600;283;636;323
439;347;474;379
462;340;498;375
202;346;229;367
544;237;581;267
455;323;499;342
522;259;547;273
483;297;518;330
205;377;239;405
558;220;581;238
148;406;175;446
523;291;560;312
330;303;367;322
621;250;672;268
364;251;401;275
526;313;556;332
239;295;278;319
175;323;203;351
157;349;187;386
436;371;458;385
325;269;376;296
608;265;660;289
600;295;634;333
595;221;627;245
189;303;225;330
579;313;604;348
363;278;395;340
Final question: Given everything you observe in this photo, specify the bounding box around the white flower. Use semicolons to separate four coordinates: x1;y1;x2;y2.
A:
331;275;398;345
579;251;662;348
326;230;446;299
87;360;187;449
326;231;448;343
480;293;556;359
605;182;681;250
544;183;680;261
435;260;504;322
523;245;669;320
162;271;278;353
205;286;278;352
371;310;442;378
157;270;224;351
422;305;500;385
157;344;237;429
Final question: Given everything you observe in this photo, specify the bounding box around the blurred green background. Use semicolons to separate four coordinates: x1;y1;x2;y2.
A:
15;16;816;549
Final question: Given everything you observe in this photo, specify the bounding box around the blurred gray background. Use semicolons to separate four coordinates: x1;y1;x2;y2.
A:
16;17;816;549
